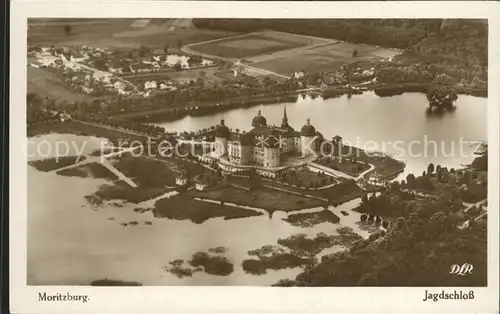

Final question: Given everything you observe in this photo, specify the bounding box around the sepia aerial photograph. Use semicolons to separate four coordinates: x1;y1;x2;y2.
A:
26;18;488;287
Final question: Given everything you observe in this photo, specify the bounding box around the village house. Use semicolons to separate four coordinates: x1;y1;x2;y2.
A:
144;80;157;90
129;62;156;74
108;59;124;74
195;176;208;191
92;71;112;84
293;71;305;79
70;53;87;63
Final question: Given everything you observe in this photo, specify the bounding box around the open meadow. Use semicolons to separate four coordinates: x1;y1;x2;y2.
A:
28;18;237;50
186;30;332;60
247;42;400;75
27;67;92;102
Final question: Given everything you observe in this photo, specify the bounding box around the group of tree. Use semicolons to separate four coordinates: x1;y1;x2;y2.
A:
426;86;458;110
193;19;444;49
275;186;487;286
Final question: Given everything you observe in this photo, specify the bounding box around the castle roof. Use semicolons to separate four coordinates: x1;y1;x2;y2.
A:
300;118;316;137
249;125;299;138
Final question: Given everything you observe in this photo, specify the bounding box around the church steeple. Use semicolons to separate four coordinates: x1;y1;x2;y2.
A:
281;105;289;128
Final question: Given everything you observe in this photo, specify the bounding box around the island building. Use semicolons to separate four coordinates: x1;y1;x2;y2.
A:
175;172;188;186
197;107;341;178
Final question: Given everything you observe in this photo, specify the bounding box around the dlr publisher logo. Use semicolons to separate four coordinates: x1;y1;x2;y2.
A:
449;263;474;276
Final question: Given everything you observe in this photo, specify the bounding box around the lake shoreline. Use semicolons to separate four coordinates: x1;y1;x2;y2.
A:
108;82;487;123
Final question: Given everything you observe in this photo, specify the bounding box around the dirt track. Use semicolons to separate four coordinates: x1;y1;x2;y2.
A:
181;30;338;79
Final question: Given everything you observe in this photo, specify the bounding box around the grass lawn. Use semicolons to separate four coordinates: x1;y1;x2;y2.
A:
28;18;236;50
250;54;349;75
153;194;263;223
57;162;119;181
248;42;396;75
191;186;324;213
360;155;405;178
341;146;405;178
93;181;168;204
281;169;335;188
111;155;178;188
28;156;86;172
312;180;365;205
27;67;92;102
284;209;340;227
318;158;371;177
189;33;307;59
27;121;147;143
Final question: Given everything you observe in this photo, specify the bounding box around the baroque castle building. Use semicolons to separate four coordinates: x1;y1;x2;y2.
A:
212;107;324;168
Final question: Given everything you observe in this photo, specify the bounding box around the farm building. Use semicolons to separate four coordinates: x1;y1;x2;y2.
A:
129;62;157;73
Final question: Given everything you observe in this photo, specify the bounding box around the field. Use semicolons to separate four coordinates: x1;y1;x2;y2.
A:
186;30;332;60
28;18;237;50
186;30;399;76
27;67;92;102
191;186;324;213
122;66;225;85
247;42;400;75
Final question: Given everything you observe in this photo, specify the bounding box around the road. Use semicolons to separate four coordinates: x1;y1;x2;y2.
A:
181;30;338;80
463;198;487;212
49;146;141;188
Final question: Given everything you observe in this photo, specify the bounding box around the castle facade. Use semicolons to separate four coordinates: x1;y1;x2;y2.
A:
212;107;323;168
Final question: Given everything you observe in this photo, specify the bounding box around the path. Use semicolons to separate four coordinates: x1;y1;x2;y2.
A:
181;30;337;80
354;164;376;181
49;146;141;188
234;60;290;79
463;198;487;212
308;162;354;180
100;159;138;188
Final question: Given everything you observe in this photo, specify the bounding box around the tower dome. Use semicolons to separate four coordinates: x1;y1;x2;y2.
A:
251;110;267;127
214;119;230;138
300;118;316;137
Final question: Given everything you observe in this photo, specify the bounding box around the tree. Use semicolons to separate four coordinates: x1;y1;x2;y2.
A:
173;62;182;71
352;49;358;58
426;86;458;110
427;163;435;175
406;173;416;187
277;233;336;275
64;25;72;36
163;44;169;54
138;45;150;58
361;194;369;204
421;177;434;191
436;165;442;175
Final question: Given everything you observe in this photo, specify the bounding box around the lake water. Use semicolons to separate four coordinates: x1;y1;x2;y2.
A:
28;92;487;286
155;92;487;179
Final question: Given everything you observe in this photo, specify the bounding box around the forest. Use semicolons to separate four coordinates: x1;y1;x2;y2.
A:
194;19;488;87
277;183;487;286
192;19;444;49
